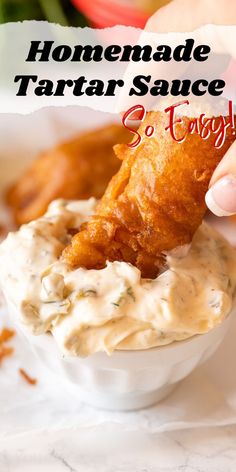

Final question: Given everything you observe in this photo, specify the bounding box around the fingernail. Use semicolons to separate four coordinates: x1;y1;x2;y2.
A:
205;175;236;217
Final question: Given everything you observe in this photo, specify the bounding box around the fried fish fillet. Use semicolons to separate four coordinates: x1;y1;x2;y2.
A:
6;124;131;225
63;111;235;279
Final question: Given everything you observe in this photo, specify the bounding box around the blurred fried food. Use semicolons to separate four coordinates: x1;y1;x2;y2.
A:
63;111;235;279
6;124;131;225
0;224;8;239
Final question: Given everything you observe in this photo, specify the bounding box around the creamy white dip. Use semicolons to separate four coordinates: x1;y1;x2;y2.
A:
0;199;236;357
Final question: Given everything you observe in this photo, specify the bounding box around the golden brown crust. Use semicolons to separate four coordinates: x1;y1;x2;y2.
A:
63;111;235;278
6;124;131;225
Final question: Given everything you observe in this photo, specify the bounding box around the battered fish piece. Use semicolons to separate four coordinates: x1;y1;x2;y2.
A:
63;111;235;279
6;124;130;225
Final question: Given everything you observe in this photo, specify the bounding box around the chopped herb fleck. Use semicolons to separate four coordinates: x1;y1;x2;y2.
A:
209;300;221;310
77;289;97;300
127;286;135;302
112;286;135;308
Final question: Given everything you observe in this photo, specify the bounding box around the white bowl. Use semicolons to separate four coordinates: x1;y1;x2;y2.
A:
8;302;233;411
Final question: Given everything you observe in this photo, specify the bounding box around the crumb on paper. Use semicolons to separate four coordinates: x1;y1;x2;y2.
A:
0;345;14;364
0;327;15;365
19;368;37;386
0;327;15;344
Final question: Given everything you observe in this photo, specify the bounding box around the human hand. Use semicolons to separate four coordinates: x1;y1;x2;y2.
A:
145;0;235;33
118;0;236;111
205;140;236;216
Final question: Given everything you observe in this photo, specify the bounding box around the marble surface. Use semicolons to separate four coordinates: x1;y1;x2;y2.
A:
1;425;236;471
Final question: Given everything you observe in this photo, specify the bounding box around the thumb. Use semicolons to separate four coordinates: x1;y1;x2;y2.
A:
205;140;236;216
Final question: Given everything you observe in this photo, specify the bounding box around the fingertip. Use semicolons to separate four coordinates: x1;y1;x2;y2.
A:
206;175;236;217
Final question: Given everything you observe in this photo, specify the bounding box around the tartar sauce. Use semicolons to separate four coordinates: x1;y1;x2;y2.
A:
0;198;235;357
